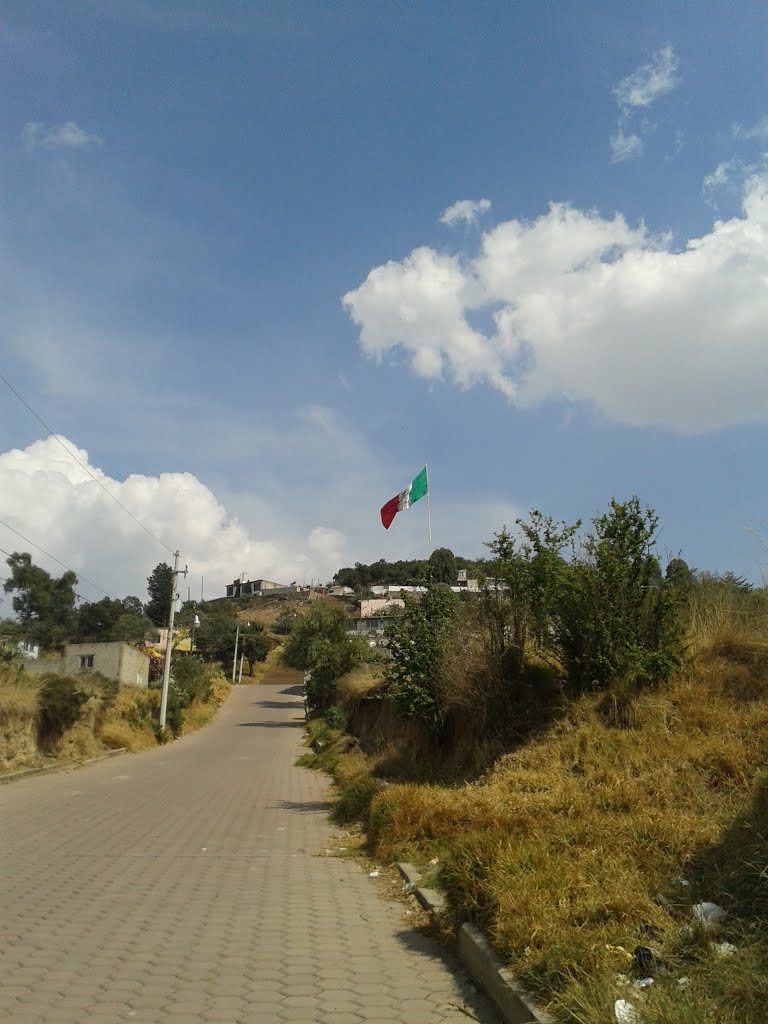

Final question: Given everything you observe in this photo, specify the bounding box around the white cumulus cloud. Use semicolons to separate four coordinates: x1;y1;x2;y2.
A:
440;198;492;227
0;437;347;605
343;176;768;432
22;121;103;152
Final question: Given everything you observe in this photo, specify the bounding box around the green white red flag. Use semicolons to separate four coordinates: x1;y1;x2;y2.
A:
380;466;428;529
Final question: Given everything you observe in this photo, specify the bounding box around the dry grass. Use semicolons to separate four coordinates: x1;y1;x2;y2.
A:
336;663;385;706
180;675;231;734
99;688;160;751
0;667;42;769
0;666;42;718
335;607;768;1022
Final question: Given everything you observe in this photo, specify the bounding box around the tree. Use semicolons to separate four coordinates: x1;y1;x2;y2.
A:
240;628;271;676
112;611;155;645
428;547;457;584
385;582;458;729
77;596;154;644
481;511;578;679
194;603;238;665
145;562;174;626
77;597;124;641
121;595;145;617
3;552;78;649
282;603;365;711
665;558;694;593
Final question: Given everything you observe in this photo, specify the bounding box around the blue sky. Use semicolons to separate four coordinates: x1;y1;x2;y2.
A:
1;0;768;601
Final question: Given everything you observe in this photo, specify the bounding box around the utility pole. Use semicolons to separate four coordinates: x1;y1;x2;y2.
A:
159;551;186;731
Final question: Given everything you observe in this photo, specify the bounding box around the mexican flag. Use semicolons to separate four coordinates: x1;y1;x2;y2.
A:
380;466;428;530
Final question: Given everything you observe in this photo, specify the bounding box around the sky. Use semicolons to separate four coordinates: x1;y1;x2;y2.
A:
1;0;768;607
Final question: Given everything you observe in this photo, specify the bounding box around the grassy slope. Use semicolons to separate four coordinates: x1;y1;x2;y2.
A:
0;664;232;765
324;616;768;1023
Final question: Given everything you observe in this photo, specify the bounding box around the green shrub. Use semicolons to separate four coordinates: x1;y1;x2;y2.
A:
323;705;346;731
37;673;91;744
385;581;458;729
171;656;214;704
557;497;683;694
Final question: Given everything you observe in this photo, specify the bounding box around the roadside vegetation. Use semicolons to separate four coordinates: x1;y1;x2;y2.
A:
0;658;232;771
293;496;768;1024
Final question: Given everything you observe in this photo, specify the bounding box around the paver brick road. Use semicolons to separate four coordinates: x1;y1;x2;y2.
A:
0;683;498;1024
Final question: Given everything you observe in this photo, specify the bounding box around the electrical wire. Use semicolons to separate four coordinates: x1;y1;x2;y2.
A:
0;517;111;597
0;371;176;557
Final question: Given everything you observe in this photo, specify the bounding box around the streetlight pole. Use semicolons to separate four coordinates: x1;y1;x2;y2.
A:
231;621;240;684
231;620;251;685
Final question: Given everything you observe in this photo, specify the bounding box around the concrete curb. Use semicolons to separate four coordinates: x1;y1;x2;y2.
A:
0;748;127;785
397;861;447;915
397;862;552;1024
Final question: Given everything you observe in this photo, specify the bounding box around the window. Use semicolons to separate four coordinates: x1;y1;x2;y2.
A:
79;654;94;670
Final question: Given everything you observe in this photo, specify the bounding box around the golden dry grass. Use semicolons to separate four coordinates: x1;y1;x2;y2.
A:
336;663;385;705
338;608;768;1022
0;666;42;719
180;675;231;734
98;688;160;751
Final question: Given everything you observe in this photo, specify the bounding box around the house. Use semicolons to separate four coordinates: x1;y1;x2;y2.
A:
15;640;40;660
24;642;150;688
348;614;389;636
328;585;355;597
225;578;303;599
360;598;404;618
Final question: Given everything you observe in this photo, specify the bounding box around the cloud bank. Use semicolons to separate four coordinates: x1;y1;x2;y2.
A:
343;175;768;432
0;437;348;605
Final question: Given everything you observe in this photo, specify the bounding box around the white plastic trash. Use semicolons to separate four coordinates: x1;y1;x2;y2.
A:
692;901;727;931
615;998;641;1023
714;941;737;957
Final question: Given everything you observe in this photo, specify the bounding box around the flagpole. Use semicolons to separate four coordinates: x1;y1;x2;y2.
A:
425;461;433;556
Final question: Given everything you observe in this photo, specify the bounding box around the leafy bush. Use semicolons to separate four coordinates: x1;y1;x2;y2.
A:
171;656;214;704
273;610;300;635
37;673;92;745
385;581;458;730
556;497;683;695
323;704;346;731
481;511;579;679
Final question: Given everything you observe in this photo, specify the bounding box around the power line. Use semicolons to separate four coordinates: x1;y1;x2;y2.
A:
0;371;176;557
0;517;111;597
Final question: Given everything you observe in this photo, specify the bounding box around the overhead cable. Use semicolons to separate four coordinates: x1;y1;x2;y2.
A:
0;517;111;597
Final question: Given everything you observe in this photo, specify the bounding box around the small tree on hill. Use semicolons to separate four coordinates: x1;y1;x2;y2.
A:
481;511;579;679
282;603;365;711
556;496;682;694
385;581;458;730
240;628;271;676
145;562;174;626
428;547;457;584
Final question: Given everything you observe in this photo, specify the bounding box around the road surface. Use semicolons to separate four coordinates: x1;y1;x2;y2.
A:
0;683;497;1023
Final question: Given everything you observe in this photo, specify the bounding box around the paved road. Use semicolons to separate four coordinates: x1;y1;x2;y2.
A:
0;684;498;1024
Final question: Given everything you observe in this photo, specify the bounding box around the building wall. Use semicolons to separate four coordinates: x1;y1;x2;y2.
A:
360;598;404;618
